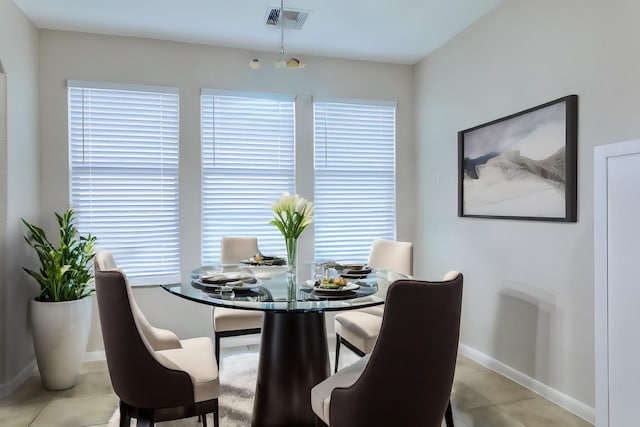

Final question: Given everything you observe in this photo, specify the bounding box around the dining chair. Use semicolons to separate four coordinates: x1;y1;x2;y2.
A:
333;239;413;371
94;252;183;351
311;272;463;427
94;250;220;427
212;236;264;362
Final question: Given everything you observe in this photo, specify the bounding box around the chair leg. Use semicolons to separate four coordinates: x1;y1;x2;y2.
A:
136;408;154;427
202;413;208;427
215;333;221;363
119;400;131;427
445;399;454;427
213;399;220;427
334;334;342;373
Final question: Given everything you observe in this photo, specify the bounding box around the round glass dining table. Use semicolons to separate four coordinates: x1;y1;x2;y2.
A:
162;266;407;427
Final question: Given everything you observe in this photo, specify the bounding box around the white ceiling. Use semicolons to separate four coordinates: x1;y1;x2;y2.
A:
12;0;502;65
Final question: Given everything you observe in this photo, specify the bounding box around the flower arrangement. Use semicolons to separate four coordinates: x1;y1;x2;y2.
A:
269;193;314;239
269;193;314;274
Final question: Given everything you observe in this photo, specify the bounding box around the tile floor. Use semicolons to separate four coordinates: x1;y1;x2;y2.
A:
0;340;593;427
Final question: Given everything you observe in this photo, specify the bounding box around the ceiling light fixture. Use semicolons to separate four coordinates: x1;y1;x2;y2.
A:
274;0;305;69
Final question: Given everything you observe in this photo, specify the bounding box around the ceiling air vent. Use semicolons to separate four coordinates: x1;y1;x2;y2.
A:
265;7;309;30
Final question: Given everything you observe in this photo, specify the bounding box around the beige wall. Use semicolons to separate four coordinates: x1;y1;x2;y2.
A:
0;0;40;391
415;0;640;413
37;31;415;349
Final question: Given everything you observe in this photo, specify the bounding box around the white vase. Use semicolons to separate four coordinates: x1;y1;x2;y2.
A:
30;297;92;390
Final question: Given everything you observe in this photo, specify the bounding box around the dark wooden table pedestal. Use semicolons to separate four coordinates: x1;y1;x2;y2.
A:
252;311;330;427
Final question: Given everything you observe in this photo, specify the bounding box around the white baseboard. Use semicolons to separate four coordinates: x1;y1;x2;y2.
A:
458;344;595;424
0;359;37;398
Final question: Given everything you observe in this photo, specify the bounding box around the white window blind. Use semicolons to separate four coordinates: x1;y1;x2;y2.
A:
201;90;295;263
68;81;180;285
314;99;397;261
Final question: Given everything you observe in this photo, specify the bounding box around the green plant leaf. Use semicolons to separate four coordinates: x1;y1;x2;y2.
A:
21;208;97;302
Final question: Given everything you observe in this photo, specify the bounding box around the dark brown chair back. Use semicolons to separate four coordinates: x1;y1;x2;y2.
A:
329;274;463;427
94;251;194;409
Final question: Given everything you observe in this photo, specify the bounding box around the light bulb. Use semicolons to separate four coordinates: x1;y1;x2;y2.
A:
287;57;305;68
249;58;260;69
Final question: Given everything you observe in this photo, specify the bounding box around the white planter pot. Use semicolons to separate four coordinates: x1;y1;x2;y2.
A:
30;297;92;390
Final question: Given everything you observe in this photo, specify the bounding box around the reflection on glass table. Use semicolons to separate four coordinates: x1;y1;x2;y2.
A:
162;267;408;427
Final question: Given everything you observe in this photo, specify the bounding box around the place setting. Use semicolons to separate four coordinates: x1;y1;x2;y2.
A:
302;262;377;299
317;260;374;278
237;253;289;279
301;279;360;300
239;253;286;266
191;267;262;292
340;264;373;279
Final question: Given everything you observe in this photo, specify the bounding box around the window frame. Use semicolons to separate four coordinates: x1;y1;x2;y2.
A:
200;89;297;264
313;97;398;261
68;80;181;285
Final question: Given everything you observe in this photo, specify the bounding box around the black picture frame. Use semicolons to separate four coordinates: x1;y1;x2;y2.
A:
458;95;578;222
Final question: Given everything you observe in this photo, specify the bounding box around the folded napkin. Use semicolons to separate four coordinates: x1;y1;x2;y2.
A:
201;272;253;284
241;255;286;266
230;277;258;287
321;261;368;272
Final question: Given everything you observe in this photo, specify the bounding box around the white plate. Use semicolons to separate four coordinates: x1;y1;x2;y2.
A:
313;282;360;294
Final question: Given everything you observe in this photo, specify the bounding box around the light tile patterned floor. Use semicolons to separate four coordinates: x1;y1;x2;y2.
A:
448;356;592;427
0;341;593;427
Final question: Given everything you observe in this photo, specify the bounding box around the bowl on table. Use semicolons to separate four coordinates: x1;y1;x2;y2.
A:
244;265;288;280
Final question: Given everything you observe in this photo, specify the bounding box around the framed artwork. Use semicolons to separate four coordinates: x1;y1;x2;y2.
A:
458;95;578;222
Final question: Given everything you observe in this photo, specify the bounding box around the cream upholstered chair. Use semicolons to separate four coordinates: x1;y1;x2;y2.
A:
212;236;264;361
94;251;220;427
94;252;182;351
312;272;463;427
333;239;413;371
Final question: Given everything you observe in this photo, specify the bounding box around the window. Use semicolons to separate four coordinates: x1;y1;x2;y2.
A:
313;99;397;261
201;90;295;263
68;81;180;284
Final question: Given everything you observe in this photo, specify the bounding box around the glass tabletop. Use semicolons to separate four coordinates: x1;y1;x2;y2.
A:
161;265;409;313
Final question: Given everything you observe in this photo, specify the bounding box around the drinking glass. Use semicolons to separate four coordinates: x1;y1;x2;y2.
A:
313;263;325;284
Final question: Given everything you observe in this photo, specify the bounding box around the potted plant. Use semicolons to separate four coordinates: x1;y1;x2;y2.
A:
22;208;97;390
